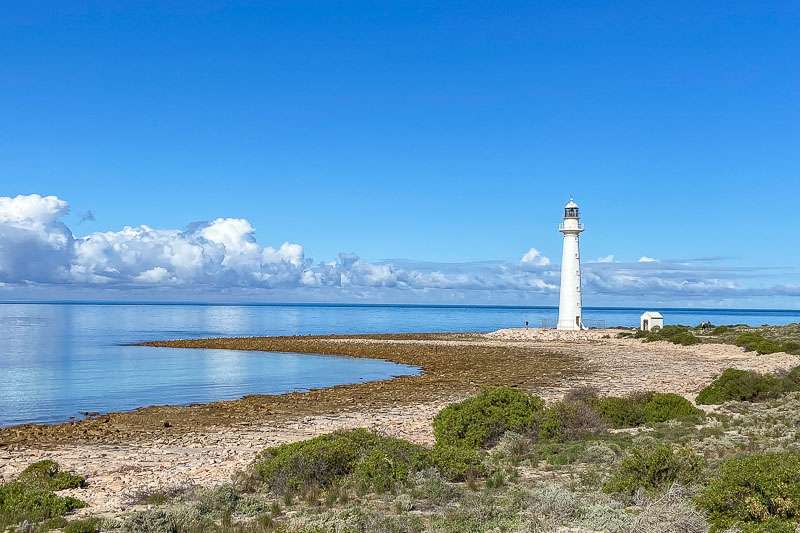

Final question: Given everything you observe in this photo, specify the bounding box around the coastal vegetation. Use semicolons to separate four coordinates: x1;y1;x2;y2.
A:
626;323;800;354
0;461;85;531
4;325;800;531
11;366;800;532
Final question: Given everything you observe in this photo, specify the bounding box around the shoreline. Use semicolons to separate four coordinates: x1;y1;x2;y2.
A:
3;328;800;517
0;332;580;447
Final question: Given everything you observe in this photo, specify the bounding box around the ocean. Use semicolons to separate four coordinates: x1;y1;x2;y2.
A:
1;302;798;426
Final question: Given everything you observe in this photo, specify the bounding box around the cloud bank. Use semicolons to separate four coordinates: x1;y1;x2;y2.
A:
0;194;797;306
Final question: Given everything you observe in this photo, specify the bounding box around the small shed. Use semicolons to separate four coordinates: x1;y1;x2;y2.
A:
640;311;664;332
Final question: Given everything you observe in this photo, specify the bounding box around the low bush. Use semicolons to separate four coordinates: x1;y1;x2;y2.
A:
604;444;704;495
0;481;85;529
711;326;732;335
488;432;532;465
16;459;86;491
432;387;544;449
695;368;793;405
429;444;485;481
120;509;180;533
784;341;800;355
410;468;463;507
563;386;600;403
735;332;765;351
593;392;652;428
642;393;704;424
352;439;431;493
754;339;785;355
785;365;800;387
538;399;606;441
250;429;430;495
642;326;701;346
630;484;709;533
63;517;103;533
735;332;788;354
697;452;800;532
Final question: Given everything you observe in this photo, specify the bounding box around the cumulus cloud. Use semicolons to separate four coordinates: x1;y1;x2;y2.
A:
0;194;74;282
520;248;551;267
0;194;560;294
69;218;312;288
0;193;796;305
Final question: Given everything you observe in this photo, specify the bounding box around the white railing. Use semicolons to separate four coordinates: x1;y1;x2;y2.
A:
558;223;585;232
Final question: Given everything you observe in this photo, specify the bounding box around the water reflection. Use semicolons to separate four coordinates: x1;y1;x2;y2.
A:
1;303;799;426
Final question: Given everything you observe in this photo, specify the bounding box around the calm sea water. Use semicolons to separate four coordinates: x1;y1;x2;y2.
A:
1;303;799;427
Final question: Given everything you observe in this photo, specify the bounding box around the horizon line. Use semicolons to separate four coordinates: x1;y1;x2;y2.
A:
0;300;799;314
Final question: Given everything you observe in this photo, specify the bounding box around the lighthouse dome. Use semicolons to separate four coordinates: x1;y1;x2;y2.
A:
564;199;580;219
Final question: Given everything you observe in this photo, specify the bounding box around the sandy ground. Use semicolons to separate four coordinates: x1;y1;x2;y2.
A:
2;328;799;516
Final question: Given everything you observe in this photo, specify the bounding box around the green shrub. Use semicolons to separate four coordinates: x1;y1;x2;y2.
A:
352;439;430;493
537;399;605;441
251;429;430;495
120;509;179;533
195;484;241;517
604;444;704;495
432;387;544;449
669;330;701;346
784;341;800;355
696;368;793;405
594;392;652;428
429;445;485;481
16;460;85;491
734;332;784;354
785;365;800;387
711;326;731;335
0;481;85;528
642;393;703;424
587;392;703;428
754;339;785;355
697;452;800;532
64;517;102;533
643;326;701;346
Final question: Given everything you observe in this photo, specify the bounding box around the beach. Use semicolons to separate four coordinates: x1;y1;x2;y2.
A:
2;328;799;517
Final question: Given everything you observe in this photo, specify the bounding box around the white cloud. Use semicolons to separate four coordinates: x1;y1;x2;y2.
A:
0;193;797;305
70;219;310;288
0;194;561;294
134;266;174;284
520;248;551;267
0;194;74;282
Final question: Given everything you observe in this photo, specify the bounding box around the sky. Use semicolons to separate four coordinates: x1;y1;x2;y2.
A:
1;1;798;307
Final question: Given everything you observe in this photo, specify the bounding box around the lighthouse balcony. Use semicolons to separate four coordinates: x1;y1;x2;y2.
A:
558;222;584;232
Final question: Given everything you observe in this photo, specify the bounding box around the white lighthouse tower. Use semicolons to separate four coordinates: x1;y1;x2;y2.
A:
557;199;585;330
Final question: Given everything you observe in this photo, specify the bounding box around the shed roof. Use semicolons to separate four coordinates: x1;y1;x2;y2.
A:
641;311;663;319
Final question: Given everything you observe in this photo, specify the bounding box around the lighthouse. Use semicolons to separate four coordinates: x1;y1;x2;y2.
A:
557;199;585;330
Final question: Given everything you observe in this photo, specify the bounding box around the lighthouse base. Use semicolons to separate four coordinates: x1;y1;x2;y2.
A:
556;315;587;331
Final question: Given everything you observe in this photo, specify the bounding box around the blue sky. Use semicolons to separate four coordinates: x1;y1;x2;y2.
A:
1;1;798;307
